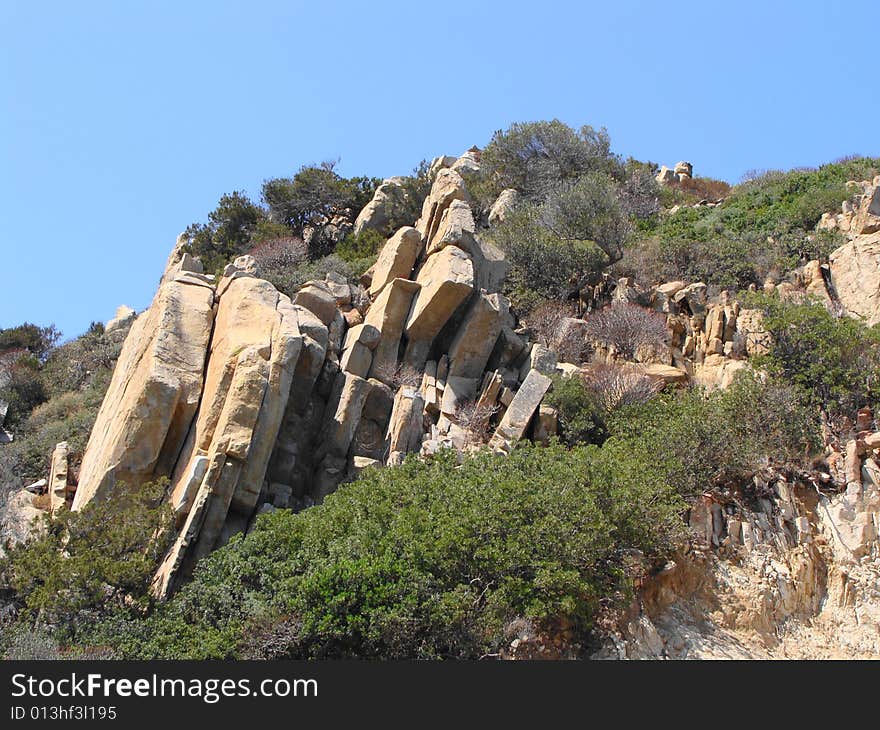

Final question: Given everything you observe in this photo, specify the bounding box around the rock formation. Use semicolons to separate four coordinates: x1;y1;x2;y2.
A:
66;150;573;597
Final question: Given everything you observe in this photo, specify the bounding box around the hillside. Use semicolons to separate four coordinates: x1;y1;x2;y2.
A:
1;120;879;659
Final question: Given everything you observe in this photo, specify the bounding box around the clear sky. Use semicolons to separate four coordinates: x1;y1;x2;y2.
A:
2;0;877;340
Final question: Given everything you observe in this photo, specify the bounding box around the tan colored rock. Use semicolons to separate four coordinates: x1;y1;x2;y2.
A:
488;189;519;227
404;247;474;367
532;404;558;445
353;177;409;237
519;344;557;381
156;277;304;596
828;233;880;325
343;323;381;351
447;292;506;378
233;254;258;274
340;341;372;378
425;199;476;257
324;271;351;305
693;355;749;389
48;441;69;514
386;386;425;465
655;166;675;184
735;308;770;356
0;489;44;550
489;369;552;452
364;278;421;383
294;281;338;326
319;371;371;459
369;226;421;298
852;184;880;235
105;305;136;333
629;363;688;385
416;168;468;247
73;265;215;510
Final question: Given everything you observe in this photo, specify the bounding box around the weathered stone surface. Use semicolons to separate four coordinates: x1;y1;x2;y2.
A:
447;292;506;378
319;371;371;459
404;247;474;366
519;344;558;380
324;271;351;306
425;199;476;257
353;177;409;237
48;441;69;513
532;404;558;445
852;184;880;235
489;369;552;452
154;277;304;597
416;168;468;247
233;254;258;274
364;278;420;383
369;227;421;298
488;189;518;227
0;489;44;551
344;323;381;351
828;233;880;326
386;386;425;465
340;341;372;378
630;362;688;385
105;305;136;333
73;261;215;510
440;376;478;417
294;281;338;326
693;354;749;389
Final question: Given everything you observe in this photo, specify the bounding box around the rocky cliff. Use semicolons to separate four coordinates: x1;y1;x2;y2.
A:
19;155;880;657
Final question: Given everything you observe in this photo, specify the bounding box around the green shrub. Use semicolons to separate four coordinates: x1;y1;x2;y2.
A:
336;228;385;263
95;444;685;659
745;292;880;416
607;372;819;497
2;478;172;638
624;157;880;289
543;374;606;446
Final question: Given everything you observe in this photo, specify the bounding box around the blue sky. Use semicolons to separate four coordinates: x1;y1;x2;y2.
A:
1;0;877;340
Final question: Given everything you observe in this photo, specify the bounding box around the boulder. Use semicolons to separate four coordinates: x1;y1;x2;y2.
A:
828;233;880;325
416;168;469;247
425;199;477;257
368;227;422;298
489;369;552;452
73;255;215;510
294;282;338;326
353;177;409;237
319;371;371;459
48;441;69;513
404;247;474;367
852;183;880;235
488;189;519;227
0;489;44;551
447;292;506;378
364;278;421;383
105;305;136;333
386;386;425;465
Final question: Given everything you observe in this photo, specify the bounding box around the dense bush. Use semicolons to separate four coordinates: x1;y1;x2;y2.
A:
1;478;172;640
543;374;606;446
745;293;880;416
606;372;819;497
0;323;60;361
263;162;379;258
335;228;385;263
184;191;265;274
87;444;685;659
488;204;608;309
624;157;880;289
472;120;622;204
